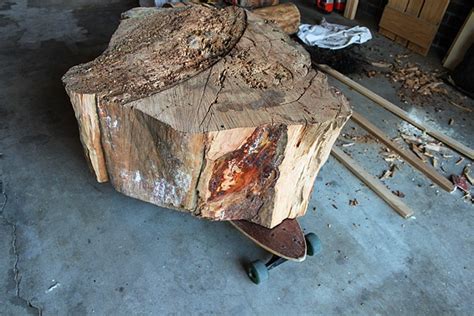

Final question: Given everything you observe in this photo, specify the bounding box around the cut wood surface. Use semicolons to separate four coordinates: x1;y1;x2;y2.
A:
331;147;414;218
443;9;474;70
252;3;300;35
351;111;455;192
63;6;351;228
315;64;474;160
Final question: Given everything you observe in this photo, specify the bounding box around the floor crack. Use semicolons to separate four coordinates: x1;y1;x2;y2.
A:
1;188;43;315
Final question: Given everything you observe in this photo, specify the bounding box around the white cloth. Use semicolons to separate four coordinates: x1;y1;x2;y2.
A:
297;19;372;50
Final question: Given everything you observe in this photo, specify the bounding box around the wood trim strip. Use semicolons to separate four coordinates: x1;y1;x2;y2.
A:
315;64;474;160
331;147;414;218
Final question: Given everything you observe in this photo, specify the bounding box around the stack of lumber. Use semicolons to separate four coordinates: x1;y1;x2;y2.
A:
62;5;351;228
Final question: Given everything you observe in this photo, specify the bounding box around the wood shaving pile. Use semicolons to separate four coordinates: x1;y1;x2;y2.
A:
390;63;447;97
398;133;447;168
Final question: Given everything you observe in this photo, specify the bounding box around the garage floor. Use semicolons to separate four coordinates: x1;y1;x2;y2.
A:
1;0;473;314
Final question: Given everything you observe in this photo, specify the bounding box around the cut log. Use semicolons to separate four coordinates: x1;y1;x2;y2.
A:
253;3;301;35
62;5;351;228
226;0;279;9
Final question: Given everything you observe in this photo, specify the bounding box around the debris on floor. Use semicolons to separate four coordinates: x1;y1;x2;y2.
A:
463;165;473;185
392;190;405;198
452;174;469;192
349;198;359;206
379;163;397;180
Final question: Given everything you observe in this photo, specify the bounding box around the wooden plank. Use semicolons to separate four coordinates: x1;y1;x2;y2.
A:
397;0;425;46
343;0;359;20
379;0;409;40
379;6;438;48
443;9;474;70
331;147;414;218
315;64;474;160
407;0;450;55
406;0;425;17
350;111;455;192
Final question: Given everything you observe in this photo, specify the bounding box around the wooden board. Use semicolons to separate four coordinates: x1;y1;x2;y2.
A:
379;0;409;40
231;218;306;261
343;0;359;20
315;64;474;160
407;0;450;55
443;9;474;70
331;147;414;218
379;6;437;48
379;0;449;56
63;6;351;229
351;111;455;193
397;0;424;46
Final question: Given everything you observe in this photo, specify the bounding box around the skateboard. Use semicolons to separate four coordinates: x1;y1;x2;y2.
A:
231;218;321;284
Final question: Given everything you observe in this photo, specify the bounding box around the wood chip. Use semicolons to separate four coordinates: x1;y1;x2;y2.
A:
464;165;474;185
371;61;392;68
424;143;441;152
342;142;355;147
392;190;405;198
349;199;359;206
452;175;469;192
449;101;472;112
411;143;427;162
379;163;397;180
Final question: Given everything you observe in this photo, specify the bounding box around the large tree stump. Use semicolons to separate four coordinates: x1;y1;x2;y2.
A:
62;5;351;228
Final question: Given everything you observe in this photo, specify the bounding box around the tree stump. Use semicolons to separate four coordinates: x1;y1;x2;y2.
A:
62;5;351;228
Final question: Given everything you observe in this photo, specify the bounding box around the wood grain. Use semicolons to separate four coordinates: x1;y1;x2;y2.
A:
63;6;351;228
407;0;450;55
379;0;409;41
379;6;437;48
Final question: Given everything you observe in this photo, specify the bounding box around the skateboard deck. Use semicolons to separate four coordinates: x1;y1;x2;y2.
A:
231;218;307;262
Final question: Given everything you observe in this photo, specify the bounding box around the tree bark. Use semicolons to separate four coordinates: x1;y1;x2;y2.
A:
63;5;351;228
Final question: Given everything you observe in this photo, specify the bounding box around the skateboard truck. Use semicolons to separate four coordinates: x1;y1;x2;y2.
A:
246;233;322;284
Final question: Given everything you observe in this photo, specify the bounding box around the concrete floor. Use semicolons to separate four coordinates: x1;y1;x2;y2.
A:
1;0;473;315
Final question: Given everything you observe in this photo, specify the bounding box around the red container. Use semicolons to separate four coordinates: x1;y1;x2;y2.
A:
335;0;346;11
316;0;334;13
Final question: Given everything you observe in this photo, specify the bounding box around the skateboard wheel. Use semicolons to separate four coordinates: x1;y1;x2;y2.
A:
247;260;269;284
305;233;321;256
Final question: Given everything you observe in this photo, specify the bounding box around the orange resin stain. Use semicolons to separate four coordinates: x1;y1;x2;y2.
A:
208;124;286;202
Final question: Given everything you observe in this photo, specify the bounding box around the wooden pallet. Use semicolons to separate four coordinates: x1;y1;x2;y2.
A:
379;0;450;56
